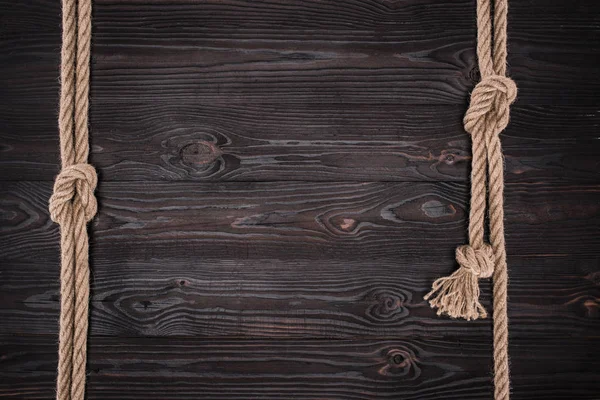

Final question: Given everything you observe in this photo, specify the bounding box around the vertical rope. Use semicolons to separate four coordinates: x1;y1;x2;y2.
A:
48;0;514;398
424;0;516;399
50;0;96;399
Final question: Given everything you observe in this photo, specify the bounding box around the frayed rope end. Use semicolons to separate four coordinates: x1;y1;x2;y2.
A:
424;244;495;321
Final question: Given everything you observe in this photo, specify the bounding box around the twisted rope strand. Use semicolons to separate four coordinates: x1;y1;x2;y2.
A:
51;0;96;399
55;1;77;399
71;2;93;400
75;0;92;163
424;0;516;399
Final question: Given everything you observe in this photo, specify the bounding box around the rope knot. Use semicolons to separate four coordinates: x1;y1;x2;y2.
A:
49;163;98;225
424;243;496;321
455;244;495;278
464;75;517;136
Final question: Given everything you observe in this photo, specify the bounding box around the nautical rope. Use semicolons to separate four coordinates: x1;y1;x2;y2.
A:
49;0;96;399
48;0;515;398
424;0;516;399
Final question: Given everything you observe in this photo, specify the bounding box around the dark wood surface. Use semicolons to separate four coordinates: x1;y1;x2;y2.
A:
1;0;599;399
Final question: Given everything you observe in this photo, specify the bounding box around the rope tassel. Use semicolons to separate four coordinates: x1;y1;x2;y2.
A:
425;244;494;320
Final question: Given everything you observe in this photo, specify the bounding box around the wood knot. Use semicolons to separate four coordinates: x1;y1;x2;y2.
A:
434;149;469;177
388;349;409;368
379;346;421;378
180;141;222;166
421;200;456;219
140;300;152;310
438;149;468;166
365;288;409;322
382;195;463;225
469;66;481;83
329;215;358;233
391;353;405;365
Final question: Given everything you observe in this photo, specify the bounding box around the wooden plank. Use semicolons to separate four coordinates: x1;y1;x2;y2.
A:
1;1;598;109
1;182;598;263
2;0;597;48
84;41;595;106
1;335;598;400
2;1;598;183
0;256;597;338
1;103;598;182
1;1;598;399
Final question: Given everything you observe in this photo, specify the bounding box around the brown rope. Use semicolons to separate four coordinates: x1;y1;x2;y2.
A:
49;0;95;399
424;0;516;399
49;0;514;398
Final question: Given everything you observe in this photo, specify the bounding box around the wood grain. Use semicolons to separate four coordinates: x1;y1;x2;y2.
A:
1;335;598;400
0;256;597;338
1;182;599;262
2;0;598;105
1;0;599;398
2;0;598;183
1;181;598;337
1;103;598;182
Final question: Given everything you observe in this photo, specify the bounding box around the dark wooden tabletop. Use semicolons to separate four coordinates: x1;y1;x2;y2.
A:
1;0;599;399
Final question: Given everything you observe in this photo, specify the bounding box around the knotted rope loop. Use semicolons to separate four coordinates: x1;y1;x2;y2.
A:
50;163;98;225
53;0;94;398
455;244;495;278
426;0;515;397
464;75;517;137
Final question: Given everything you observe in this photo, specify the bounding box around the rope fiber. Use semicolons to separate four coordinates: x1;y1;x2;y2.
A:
424;0;516;399
50;0;95;398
